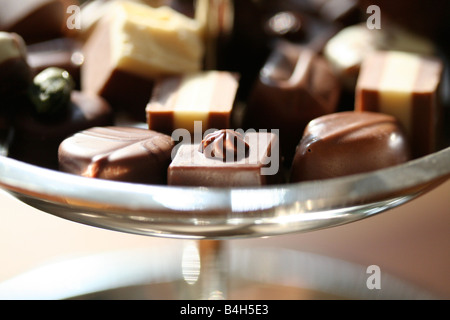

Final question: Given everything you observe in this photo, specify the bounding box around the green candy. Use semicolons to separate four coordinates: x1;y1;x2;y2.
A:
29;67;75;117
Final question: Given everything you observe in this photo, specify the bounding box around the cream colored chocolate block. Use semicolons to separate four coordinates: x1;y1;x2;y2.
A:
377;51;422;136
110;2;204;78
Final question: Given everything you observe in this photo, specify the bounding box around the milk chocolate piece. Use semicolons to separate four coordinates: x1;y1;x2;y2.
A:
59;126;174;184
9;91;113;169
290;111;411;182
243;41;340;160
355;51;443;158
168;130;281;187
324;23;436;90
0;0;79;44
27;38;84;87
147;71;239;135
81;1;204;120
0;32;32;111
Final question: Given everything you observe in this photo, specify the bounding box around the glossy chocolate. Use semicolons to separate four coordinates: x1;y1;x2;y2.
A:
59;126;174;184
243;41;341;160
169;130;282;187
9;91;113;169
290;111;411;182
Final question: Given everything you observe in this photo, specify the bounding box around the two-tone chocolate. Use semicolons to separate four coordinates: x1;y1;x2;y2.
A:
243;40;341;160
81;1;204;120
290;111;411;182
59;126;174;184
146;70;239;135
168;129;282;187
355;50;443;158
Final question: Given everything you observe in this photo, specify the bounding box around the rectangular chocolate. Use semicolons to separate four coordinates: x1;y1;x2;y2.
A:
81;1;204;120
168;130;281;187
146;70;239;135
355;50;443;158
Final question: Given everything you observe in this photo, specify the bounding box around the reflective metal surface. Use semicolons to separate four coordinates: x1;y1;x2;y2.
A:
0;145;448;239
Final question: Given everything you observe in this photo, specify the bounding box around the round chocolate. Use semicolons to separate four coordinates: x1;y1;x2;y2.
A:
290;111;411;182
58;126;174;184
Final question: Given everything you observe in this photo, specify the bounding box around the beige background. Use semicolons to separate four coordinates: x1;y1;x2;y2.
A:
0;179;449;299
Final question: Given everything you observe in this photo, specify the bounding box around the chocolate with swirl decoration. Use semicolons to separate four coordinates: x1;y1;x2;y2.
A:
168;130;282;187
199;129;249;162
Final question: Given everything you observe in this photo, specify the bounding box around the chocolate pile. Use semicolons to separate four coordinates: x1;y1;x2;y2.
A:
0;0;448;186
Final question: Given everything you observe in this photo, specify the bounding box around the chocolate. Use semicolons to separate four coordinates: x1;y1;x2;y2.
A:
324;23;436;90
8;91;113;169
0;32;33;112
243;41;341;160
27;38;84;87
199;129;250;162
78;0;169;40
81;1;204;120
168;129;281;187
146;71;239;135
290;111;411;182
58;126;174;184
355;50;443;158
0;0;79;44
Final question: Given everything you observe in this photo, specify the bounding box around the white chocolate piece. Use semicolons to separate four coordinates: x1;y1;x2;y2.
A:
377;51;422;136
